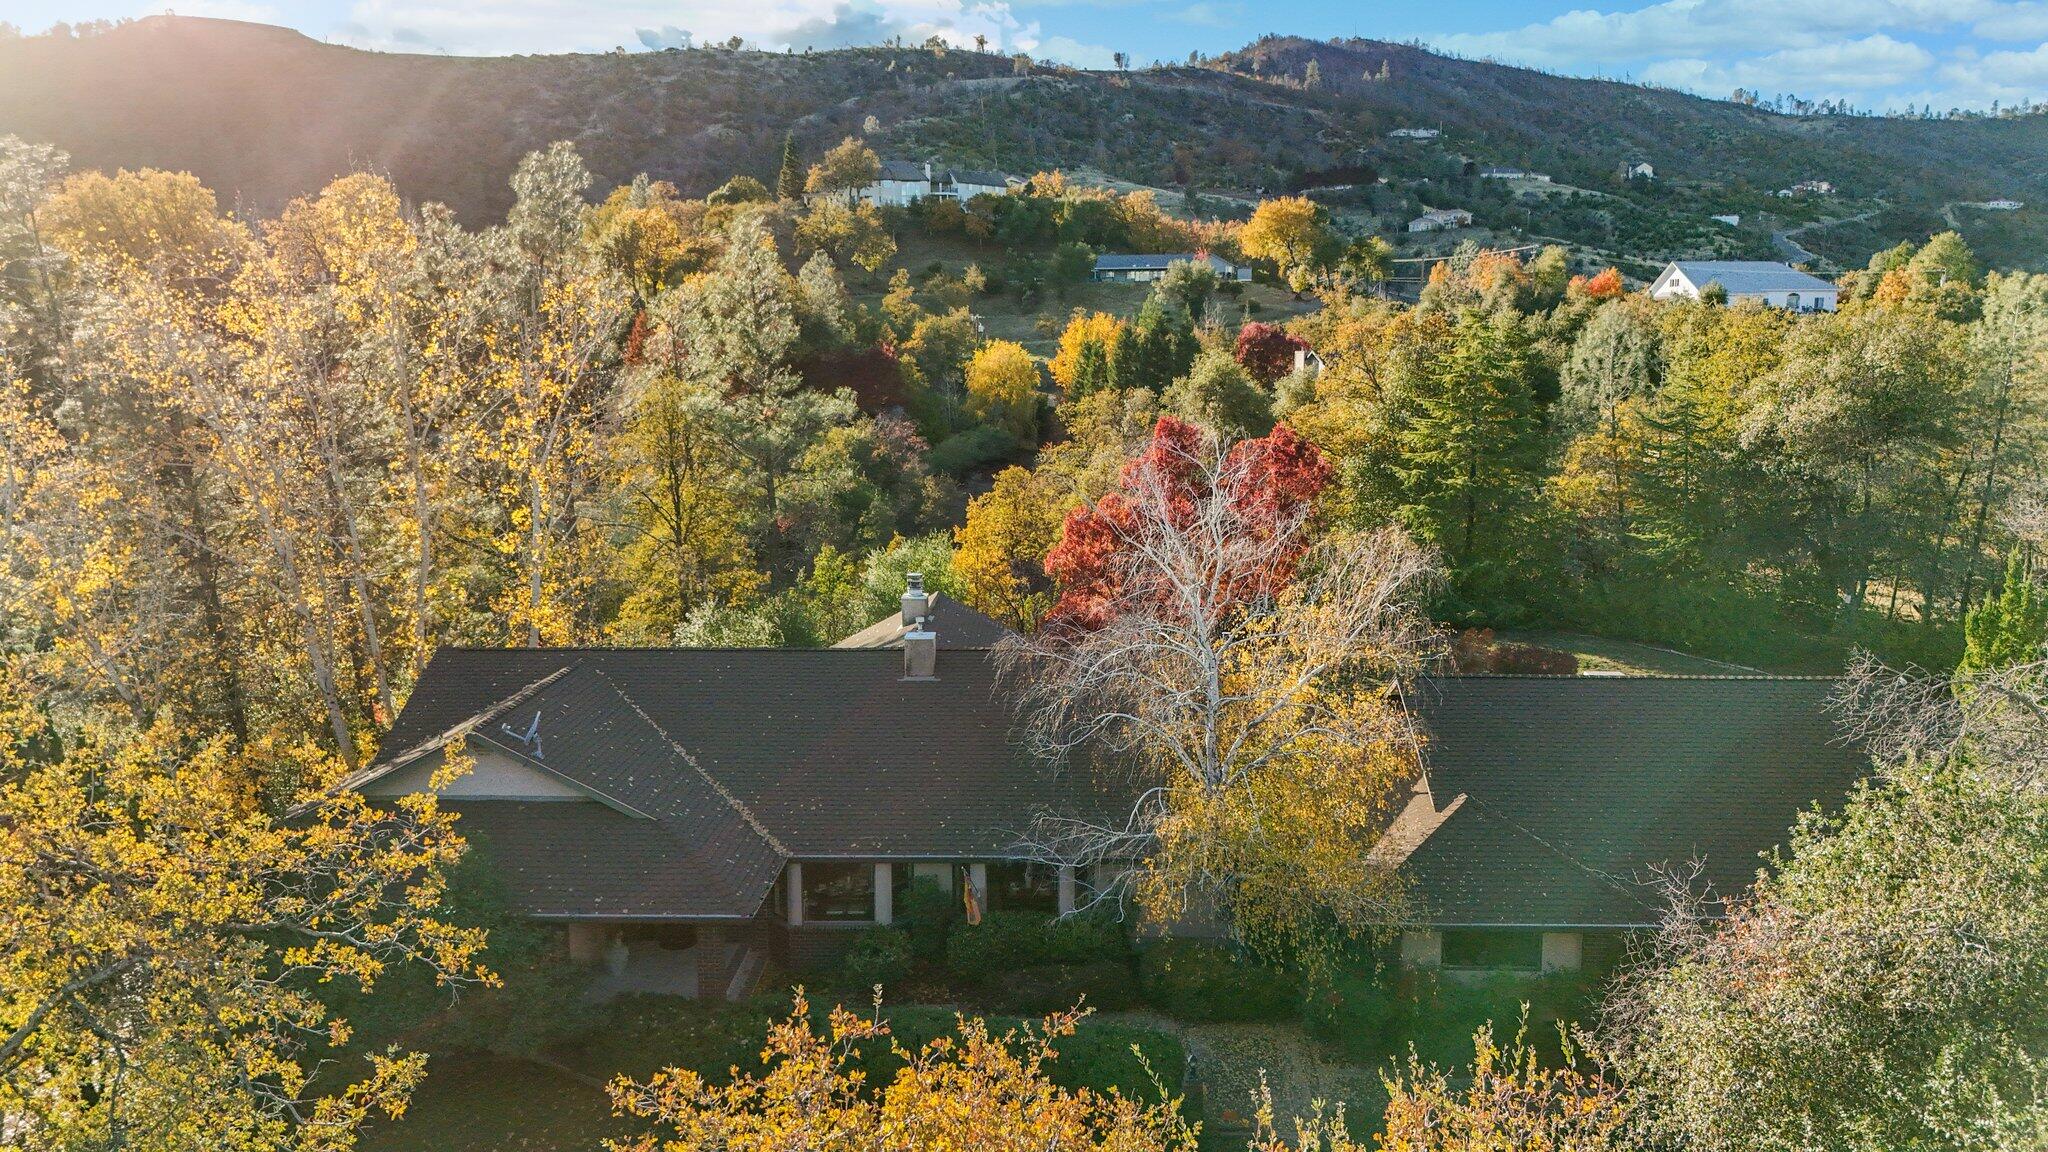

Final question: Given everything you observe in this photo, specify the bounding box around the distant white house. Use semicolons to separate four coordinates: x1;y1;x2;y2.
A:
1777;179;1835;198
1408;208;1474;232
1620;160;1656;181
1983;199;2025;210
1650;260;1838;312
1092;252;1251;283
1480;167;1550;181
858;160;1017;207
1388;127;1440;140
1711;213;1741;227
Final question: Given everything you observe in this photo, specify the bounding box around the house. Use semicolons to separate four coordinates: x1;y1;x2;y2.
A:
1983;199;2025;211
857;160;1017;207
1711;214;1741;227
1620;160;1656;181
345;595;1870;994
1092;253;1251;283
1776;179;1835;198
1407;208;1473;232
1650;260;1839;312
1480;167;1549;182
1388;127;1440;140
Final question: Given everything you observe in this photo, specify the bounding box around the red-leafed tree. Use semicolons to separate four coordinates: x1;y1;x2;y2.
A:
1043;416;1332;633
1008;415;1439;966
1232;322;1312;385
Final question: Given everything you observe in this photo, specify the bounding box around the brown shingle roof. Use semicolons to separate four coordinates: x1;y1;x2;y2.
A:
1402;676;1869;927
376;655;1871;927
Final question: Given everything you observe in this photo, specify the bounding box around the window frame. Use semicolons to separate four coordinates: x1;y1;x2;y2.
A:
800;861;878;924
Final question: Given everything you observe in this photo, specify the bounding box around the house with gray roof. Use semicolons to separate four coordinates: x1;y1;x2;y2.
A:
349;598;1870;996
1652;260;1839;312
1092;252;1251;283
857;159;1017;207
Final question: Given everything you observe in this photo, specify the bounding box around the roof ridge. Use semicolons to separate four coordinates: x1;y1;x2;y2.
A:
592;668;791;858
344;664;577;789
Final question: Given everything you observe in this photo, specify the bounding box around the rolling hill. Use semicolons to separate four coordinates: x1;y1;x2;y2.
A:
3;18;2044;268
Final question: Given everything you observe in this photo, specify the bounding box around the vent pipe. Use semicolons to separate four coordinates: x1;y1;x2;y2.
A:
901;572;930;627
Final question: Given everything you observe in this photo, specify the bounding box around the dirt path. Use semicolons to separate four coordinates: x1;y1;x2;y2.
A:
1773;204;1883;267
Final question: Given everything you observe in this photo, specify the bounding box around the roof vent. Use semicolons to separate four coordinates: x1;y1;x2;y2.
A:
903;629;938;680
901;572;930;627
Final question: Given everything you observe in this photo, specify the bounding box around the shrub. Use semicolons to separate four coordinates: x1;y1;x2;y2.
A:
993;961;1141;1015
1304;968;1595;1069
861;1007;1184;1100
842;927;914;990
895;878;958;962
943;910;1130;979
1137;939;1299;1022
927;425;1019;476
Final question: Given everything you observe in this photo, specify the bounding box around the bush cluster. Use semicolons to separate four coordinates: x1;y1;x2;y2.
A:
1135;939;1300;1021
943;909;1130;977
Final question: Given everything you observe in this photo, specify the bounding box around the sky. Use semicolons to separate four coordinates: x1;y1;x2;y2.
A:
14;0;2048;111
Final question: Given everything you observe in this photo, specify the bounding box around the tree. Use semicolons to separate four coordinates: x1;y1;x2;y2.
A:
1156;259;1219;319
0;720;493;1149
610;994;1194;1152
1606;655;2048;1152
1163;349;1272;439
1364;1022;1629;1152
1239;196;1340;294
776;130;803;200
1393;312;1543;568
649;215;856;573
794;198;895;276
1961;550;2047;672
805;136;882;205
1233;321;1311;385
1008;417;1438;964
1050;311;1125;396
965;339;1042;441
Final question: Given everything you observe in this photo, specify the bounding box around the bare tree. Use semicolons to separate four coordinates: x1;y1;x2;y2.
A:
1000;422;1440;958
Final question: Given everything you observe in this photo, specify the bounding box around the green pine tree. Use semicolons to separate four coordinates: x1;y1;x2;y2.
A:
776;131;803;201
1393;312;1543;565
1961;549;2048;672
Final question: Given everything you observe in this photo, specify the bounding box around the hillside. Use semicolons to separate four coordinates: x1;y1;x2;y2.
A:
4;19;2045;267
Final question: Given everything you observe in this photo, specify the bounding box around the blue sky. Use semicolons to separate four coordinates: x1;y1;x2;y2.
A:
15;0;2048;110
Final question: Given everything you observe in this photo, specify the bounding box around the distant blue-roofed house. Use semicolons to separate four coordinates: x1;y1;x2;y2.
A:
1092;252;1251;283
1651;260;1839;312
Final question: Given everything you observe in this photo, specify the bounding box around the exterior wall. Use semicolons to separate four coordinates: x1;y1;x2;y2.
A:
1733;289;1838;312
1540;931;1584;971
1399;929;1443;967
567;922;608;963
362;745;586;799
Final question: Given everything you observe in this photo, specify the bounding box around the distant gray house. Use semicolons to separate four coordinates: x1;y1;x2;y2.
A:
1651;260;1839;312
1407;207;1473;232
858;160;1016;207
1092;252;1251;283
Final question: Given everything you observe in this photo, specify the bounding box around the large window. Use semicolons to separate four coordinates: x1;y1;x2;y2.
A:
987;861;1059;913
1441;929;1543;971
802;862;875;923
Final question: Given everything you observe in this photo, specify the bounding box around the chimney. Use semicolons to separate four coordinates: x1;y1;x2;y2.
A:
903;628;938;679
901;572;930;627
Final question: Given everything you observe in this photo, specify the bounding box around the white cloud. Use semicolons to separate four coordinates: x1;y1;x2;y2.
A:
1436;0;1981;70
1030;33;1119;67
1973;1;2048;39
1638;33;1936;94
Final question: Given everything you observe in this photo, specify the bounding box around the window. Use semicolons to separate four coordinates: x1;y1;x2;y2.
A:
1441;930;1543;971
801;862;876;922
1785;292;1801;311
987;861;1059;913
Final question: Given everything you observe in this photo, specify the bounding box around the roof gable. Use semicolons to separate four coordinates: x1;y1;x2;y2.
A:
834;593;1017;649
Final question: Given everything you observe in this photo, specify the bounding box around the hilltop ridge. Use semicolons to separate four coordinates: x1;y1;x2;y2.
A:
2;18;2043;266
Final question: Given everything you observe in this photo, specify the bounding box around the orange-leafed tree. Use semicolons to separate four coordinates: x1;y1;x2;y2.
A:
1007;417;1438;966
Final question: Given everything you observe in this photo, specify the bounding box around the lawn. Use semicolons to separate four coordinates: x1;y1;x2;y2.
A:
358;1051;628;1152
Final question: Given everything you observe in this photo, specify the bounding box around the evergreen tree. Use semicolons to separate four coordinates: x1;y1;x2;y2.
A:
776;131;804;200
1394;312;1542;565
1961;550;2048;672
